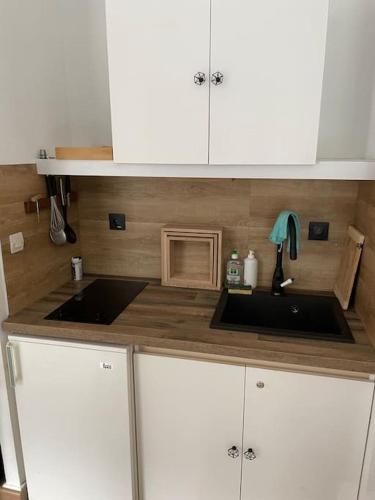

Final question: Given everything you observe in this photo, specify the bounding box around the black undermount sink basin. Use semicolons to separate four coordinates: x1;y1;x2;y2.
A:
210;290;354;343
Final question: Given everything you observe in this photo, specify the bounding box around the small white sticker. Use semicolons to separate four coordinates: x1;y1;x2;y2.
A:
100;361;113;370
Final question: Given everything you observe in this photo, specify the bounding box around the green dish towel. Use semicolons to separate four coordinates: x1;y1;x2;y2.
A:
269;211;301;253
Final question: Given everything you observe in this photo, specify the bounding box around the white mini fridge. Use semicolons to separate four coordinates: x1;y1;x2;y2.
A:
7;336;136;500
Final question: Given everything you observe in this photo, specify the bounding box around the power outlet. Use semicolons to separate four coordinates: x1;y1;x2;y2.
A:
9;232;25;254
308;222;329;241
109;213;126;231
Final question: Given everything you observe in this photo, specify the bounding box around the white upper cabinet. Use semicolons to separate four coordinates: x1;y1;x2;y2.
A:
106;0;328;165
106;0;211;164
209;0;329;165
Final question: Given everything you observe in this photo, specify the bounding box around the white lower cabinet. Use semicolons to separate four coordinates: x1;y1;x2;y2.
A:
135;354;375;500
8;341;375;500
359;394;375;500
8;336;135;500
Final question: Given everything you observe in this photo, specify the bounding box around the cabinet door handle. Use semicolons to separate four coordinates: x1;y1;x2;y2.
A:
6;342;17;388
211;72;224;85
228;446;240;459
244;448;256;460
194;72;206;86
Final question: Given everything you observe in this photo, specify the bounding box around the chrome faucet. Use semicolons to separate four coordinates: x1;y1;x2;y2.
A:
271;215;298;296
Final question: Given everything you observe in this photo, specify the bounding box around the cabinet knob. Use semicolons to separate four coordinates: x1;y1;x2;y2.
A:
194;72;206;86
228;446;240;459
244;448;256;460
211;72;224;85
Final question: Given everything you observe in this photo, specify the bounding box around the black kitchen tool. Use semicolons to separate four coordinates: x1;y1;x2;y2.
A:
60;176;77;244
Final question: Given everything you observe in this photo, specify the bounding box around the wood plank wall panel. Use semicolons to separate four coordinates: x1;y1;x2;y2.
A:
354;181;375;346
0;165;81;314
77;177;358;292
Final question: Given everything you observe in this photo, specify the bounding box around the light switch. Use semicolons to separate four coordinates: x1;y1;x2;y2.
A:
9;232;24;254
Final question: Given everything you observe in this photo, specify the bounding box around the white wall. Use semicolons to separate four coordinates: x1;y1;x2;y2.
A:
366;77;375;159
0;244;25;490
0;1;71;165
0;0;111;166
318;0;375;159
57;0;112;147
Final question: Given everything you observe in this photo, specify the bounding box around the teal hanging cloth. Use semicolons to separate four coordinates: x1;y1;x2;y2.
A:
269;211;301;253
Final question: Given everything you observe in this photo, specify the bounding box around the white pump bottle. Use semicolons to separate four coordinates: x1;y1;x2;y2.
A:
244;250;258;288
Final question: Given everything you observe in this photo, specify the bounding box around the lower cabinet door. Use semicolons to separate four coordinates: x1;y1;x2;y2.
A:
10;337;134;500
241;367;374;500
135;354;245;500
359;395;375;500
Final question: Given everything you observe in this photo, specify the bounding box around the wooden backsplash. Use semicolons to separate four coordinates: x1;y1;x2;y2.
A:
0;165;80;314
77;177;359;292
354;182;375;345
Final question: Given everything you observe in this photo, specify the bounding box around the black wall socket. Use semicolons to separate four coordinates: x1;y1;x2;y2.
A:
109;213;126;230
308;221;329;241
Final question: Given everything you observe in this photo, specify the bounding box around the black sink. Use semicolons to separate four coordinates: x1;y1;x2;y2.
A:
210;290;354;343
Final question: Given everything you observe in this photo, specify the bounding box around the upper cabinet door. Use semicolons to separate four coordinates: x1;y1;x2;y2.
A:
209;0;329;165
241;367;373;500
106;0;211;164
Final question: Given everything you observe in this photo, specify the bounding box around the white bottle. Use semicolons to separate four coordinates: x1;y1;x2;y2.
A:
71;256;83;281
244;250;258;288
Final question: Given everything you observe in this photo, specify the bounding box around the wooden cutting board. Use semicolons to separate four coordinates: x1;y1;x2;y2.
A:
55;147;113;160
334;225;365;310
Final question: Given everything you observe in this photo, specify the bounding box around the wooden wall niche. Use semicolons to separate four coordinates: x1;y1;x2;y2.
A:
161;225;223;290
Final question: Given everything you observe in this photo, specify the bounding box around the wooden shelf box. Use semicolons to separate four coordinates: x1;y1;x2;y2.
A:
161;225;223;290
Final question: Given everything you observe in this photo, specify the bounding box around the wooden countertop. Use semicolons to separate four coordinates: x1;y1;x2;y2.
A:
3;276;375;378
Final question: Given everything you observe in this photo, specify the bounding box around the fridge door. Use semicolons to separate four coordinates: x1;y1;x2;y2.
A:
8;336;135;500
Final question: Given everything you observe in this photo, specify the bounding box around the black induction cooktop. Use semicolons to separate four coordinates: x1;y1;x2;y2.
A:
45;279;148;325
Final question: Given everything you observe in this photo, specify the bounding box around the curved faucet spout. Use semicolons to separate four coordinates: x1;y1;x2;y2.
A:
288;215;297;261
